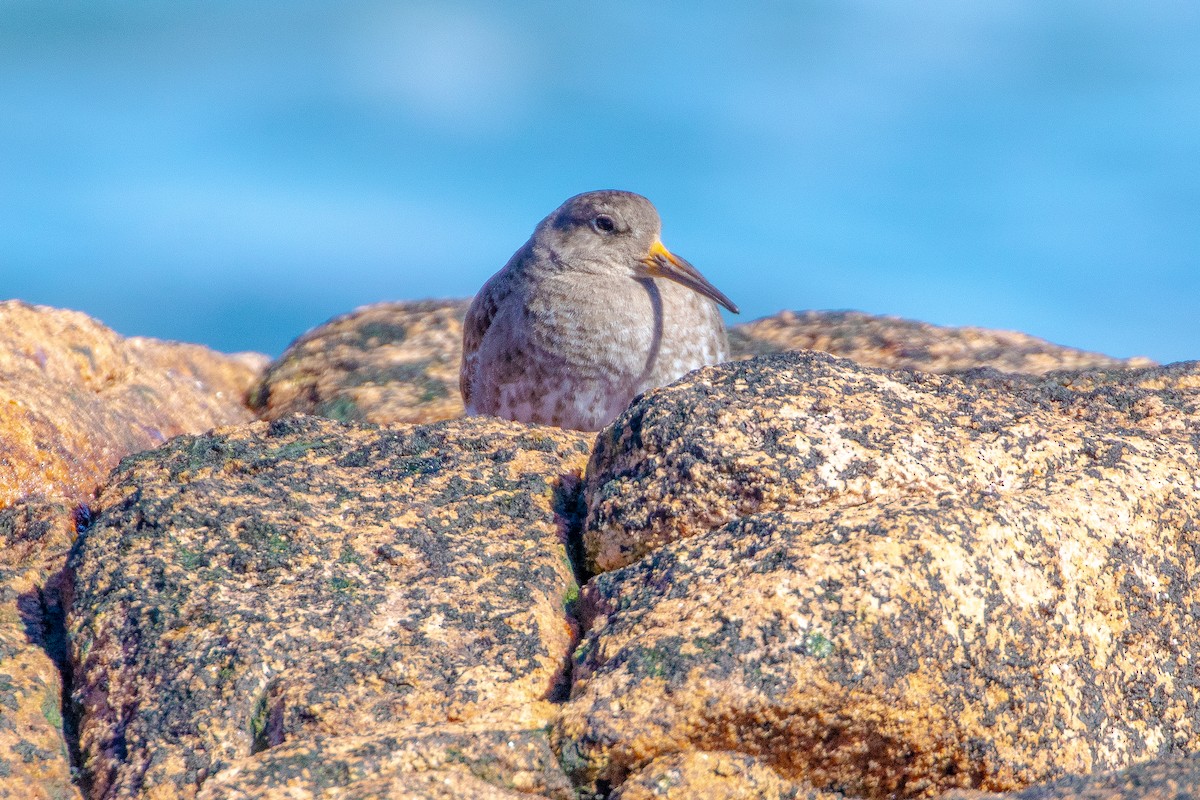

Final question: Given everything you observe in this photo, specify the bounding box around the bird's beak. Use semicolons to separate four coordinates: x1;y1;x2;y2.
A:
642;240;739;314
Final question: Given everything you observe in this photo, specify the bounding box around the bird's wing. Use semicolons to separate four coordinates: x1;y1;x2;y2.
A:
460;271;510;408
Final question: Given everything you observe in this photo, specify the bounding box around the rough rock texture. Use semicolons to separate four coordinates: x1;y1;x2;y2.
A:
727;310;1154;374
67;416;592;799
0;301;265;510
193;729;576;800
249;301;470;425
248;303;1150;430
941;753;1200;798
610;751;843;800
0;501;82;800
0;302;264;799
583;353;1197;571
561;351;1200;797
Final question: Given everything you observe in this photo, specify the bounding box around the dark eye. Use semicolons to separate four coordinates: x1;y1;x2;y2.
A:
592;214;616;234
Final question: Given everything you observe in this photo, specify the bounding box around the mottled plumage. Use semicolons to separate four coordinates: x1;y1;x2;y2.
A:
461;190;738;431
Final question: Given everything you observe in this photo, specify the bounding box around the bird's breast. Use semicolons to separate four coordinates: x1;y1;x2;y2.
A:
523;272;727;383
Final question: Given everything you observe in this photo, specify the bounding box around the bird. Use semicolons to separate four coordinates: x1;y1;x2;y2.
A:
460;190;738;431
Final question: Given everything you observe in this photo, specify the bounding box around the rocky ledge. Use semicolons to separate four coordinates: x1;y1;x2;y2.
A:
1;299;1195;800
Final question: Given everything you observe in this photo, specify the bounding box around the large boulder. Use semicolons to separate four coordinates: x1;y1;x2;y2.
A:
727;310;1153;374
66;416;591;799
560;352;1200;797
0;301;264;509
0;301;265;800
249;301;470;425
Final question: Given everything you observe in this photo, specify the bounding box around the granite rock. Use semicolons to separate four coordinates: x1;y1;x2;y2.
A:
940;753;1200;799
249;301;470;425
66;416;591;799
194;728;575;800
562;351;1200;796
0;302;264;799
0;501;82;800
0;301;264;510
583;352;1199;572
610;751;843;800
727;311;1154;374
4;299;1190;800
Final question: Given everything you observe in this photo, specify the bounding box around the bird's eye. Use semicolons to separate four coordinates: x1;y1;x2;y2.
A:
592;214;616;234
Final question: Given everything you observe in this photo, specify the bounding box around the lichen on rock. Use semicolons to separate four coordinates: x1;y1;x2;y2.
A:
67;415;592;799
562;351;1200;797
249;301;470;426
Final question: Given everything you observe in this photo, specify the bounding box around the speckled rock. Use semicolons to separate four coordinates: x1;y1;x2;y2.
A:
727;310;1154;374
67;416;592;799
194;728;575;800
0;301;265;510
583;352;1199;572
249;301;470;425
610;751;843;800
0;501;83;800
940;753;1200;798
248;303;1150;431
562;351;1200;797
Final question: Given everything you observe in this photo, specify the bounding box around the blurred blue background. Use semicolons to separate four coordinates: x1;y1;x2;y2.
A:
1;1;1196;361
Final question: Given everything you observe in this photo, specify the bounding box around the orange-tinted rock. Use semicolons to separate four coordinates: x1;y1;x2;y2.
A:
195;728;575;800
728;311;1154;374
583;353;1200;573
939;753;1200;799
248;303;1152;432
0;301;264;510
249;301;469;425
0;501;83;800
562;352;1200;797
67;416;591;799
610;751;844;800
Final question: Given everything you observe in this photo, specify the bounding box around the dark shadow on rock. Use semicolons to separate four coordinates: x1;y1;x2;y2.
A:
3;498;91;797
551;466;590;705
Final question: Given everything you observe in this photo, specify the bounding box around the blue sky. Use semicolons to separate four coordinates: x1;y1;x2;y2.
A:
1;1;1197;361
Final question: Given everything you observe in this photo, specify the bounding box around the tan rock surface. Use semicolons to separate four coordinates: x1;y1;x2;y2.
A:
0;302;262;800
562;351;1200;797
727;310;1154;374
67;416;592;799
195;728;575;800
583;353;1199;572
610;751;843;800
0;501;83;800
249;301;469;425
940;753;1200;798
0;301;264;510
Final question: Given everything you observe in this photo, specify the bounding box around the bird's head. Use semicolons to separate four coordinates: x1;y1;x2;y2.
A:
533;190;739;314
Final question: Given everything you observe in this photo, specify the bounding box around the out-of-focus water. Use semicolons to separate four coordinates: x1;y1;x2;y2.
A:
1;1;1196;360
